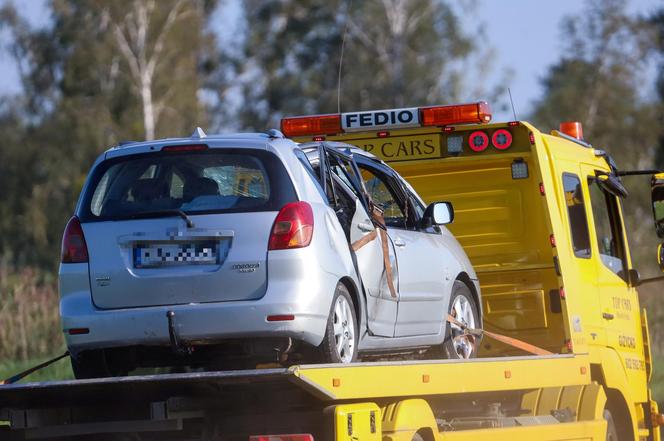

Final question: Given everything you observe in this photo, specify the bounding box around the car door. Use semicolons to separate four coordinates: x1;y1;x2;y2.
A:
357;161;447;336
319;146;399;337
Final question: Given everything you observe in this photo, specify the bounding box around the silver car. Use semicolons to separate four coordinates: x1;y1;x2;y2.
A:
59;130;481;378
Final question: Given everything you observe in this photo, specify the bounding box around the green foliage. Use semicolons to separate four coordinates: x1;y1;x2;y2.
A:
240;0;477;129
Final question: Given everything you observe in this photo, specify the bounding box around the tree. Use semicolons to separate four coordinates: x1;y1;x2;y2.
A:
0;0;218;267
239;0;478;130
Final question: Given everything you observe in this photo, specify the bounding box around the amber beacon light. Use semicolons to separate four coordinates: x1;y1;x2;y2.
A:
559;121;584;140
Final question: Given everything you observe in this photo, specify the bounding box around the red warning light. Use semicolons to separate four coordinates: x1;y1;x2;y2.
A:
468;131;489;152
492;129;513;150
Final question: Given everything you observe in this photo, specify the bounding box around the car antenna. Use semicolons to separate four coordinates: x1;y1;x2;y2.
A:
508;88;518;120
337;0;354;114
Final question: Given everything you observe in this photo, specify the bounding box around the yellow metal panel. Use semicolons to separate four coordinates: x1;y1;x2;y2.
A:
290;356;590;401
519;389;541;417
558;385;585;420
577;383;606;422
332;403;382;441
436;420;606;441
536;387;563;416
381;399;438;437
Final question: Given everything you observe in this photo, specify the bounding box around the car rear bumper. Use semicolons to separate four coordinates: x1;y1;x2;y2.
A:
59;258;341;355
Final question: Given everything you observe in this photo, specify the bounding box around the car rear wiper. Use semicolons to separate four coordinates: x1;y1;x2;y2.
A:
124;209;195;228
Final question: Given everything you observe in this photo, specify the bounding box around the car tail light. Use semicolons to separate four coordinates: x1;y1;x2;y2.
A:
268;202;314;250
61;216;89;263
281;114;342;137
250;435;314;441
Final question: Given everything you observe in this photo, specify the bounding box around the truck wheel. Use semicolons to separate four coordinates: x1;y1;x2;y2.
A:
603;409;619;441
442;281;479;359
319;283;358;363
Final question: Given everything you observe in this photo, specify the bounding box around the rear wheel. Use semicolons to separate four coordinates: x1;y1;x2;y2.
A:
71;349;130;379
442;281;480;359
603;409;619;441
319;284;358;363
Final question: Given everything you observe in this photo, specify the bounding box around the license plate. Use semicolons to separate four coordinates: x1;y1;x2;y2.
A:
134;241;219;268
350;134;441;162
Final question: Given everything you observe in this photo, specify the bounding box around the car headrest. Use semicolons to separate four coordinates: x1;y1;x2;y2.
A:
130;179;167;202
183;177;220;201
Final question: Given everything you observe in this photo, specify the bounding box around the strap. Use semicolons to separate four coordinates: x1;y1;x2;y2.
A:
351;230;377;251
447;314;553;356
379;228;398;298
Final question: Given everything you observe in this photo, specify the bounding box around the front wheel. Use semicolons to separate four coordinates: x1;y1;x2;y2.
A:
319;283;358;363
442;281;480;359
603;409;619;441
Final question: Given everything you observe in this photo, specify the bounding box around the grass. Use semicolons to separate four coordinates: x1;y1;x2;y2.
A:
0;355;73;384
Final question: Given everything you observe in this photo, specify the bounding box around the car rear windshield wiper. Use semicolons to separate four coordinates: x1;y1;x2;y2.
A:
123;209;194;228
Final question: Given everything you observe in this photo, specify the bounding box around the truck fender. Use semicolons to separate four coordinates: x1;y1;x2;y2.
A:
593;347;639;439
381;399;440;441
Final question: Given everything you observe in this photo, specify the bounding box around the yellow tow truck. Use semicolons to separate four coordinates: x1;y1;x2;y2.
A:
0;102;662;441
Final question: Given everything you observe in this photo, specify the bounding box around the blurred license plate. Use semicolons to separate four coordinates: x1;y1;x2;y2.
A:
134;241;218;268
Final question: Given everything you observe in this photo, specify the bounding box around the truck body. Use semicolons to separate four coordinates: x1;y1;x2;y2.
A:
1;102;661;440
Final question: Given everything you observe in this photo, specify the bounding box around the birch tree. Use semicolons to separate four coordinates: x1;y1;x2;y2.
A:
111;0;192;140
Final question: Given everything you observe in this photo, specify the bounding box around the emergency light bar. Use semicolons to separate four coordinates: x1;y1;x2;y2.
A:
280;102;491;138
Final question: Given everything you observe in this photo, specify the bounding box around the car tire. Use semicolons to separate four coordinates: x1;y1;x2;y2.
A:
442;281;480;359
603;409;619;441
319;283;359;363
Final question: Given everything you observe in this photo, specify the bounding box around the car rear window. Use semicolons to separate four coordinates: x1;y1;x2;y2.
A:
79;149;297;222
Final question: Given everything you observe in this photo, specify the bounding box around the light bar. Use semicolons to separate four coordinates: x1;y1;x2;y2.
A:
281;114;341;137
280;101;492;138
420;101;491;127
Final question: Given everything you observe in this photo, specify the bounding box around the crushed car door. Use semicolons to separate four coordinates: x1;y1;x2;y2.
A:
319;145;398;337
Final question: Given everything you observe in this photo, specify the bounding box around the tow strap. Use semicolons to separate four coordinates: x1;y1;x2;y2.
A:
447;314;553;356
1;351;70;385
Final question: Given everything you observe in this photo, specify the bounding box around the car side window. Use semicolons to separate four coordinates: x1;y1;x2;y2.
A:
587;177;627;279
563;173;591;258
359;166;407;229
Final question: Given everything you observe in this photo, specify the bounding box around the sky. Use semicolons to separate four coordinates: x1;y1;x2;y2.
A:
1;0;661;121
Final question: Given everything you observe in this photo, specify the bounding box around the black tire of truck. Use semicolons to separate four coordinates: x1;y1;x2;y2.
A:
319;283;359;364
442;281;480;360
603;409;619;441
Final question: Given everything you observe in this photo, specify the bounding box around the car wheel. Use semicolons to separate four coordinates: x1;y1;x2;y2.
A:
603;409;619;441
320;283;358;363
442;281;480;359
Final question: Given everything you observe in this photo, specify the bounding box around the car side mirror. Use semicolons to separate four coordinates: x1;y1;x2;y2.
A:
651;173;664;238
422;201;454;227
627;268;641;288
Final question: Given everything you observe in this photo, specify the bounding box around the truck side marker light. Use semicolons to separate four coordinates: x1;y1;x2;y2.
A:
492;129;513;150
529;131;536;145
652;413;664;427
539;182;546;196
332;378;341;387
566;340;573;352
508;121;520;127
511;159;528;179
550;234;556;247
580;366;587;375
312;136;325;141
469;131;489;152
443;126;455;133
504;370;512;379
377;131;389;138
559;287;566;300
422;374;430;383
